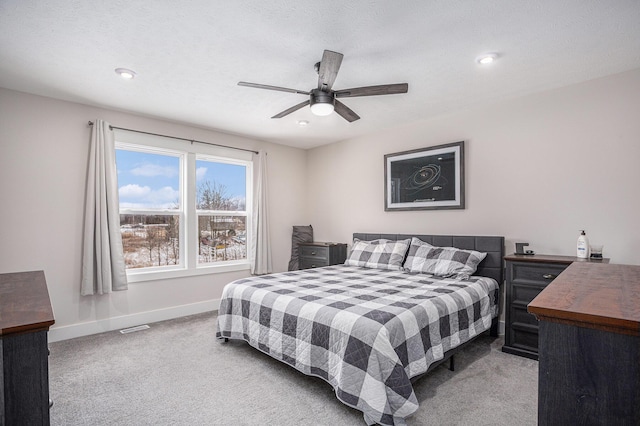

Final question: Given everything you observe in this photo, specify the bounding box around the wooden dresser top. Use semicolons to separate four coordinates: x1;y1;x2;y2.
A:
0;270;55;336
528;262;640;336
505;253;609;264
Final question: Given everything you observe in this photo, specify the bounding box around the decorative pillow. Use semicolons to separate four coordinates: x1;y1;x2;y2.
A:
403;237;487;279
345;238;411;271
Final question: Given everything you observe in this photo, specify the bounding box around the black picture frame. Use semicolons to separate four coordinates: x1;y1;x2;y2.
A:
384;141;465;211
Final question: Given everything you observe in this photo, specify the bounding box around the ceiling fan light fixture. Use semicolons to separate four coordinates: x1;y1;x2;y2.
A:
310;102;334;116
310;89;335;116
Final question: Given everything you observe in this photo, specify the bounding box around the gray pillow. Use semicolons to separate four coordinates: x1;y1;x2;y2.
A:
345;238;411;271
403;237;487;280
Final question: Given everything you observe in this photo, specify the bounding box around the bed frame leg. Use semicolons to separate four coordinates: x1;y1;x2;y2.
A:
449;355;455;372
490;318;499;337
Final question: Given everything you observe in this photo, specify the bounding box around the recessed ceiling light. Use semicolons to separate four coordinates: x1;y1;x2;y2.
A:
476;53;498;65
115;68;137;79
297;120;309;127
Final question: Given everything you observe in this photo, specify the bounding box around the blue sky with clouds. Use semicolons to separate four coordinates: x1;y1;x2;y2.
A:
116;150;246;209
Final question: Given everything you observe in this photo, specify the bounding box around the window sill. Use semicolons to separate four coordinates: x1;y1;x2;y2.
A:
125;262;251;283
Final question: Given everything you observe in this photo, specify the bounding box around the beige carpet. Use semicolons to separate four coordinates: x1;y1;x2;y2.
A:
49;312;537;425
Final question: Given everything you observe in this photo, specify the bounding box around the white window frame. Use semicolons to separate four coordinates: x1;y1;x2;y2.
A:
115;130;253;283
195;154;251;268
116;143;185;274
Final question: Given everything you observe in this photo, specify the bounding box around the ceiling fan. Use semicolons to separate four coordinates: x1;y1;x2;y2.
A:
238;50;408;122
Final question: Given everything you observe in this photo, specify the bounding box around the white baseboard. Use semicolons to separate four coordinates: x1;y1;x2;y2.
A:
48;299;220;343
49;302;506;342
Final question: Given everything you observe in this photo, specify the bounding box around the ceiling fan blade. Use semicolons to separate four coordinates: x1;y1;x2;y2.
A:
334;83;408;98
334;100;360;122
317;50;343;92
271;99;311;119
238;81;310;95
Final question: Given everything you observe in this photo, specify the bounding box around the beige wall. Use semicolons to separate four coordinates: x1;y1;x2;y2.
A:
306;69;640;266
2;68;639;341
0;88;307;339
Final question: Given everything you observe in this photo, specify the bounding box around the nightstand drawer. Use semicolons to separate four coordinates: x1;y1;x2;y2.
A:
297;243;347;270
510;326;539;355
510;304;539;327
512;282;547;305
299;245;329;260
510;262;567;286
299;258;328;269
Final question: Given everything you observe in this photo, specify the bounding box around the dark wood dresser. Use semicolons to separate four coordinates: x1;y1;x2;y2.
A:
502;254;608;359
528;262;640;425
298;242;347;270
1;270;55;425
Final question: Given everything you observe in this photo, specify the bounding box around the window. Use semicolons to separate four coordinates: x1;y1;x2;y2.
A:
115;133;252;281
116;148;183;270
196;157;247;265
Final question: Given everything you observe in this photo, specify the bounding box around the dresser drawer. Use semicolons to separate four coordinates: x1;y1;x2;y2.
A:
299;245;329;260
299;257;328;269
509;326;539;355
298;243;347;270
511;282;547;305
510;304;539;327
510;262;568;286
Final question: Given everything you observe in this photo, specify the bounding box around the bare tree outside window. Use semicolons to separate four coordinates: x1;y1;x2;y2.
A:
121;215;180;269
197;179;247;264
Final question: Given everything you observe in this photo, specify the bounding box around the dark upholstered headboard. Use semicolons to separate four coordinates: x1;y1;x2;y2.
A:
352;233;505;285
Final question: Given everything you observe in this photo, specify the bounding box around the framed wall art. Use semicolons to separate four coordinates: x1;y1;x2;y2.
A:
384;141;465;211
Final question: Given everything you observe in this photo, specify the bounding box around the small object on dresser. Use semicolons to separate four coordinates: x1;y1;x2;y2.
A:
515;242;534;255
590;244;603;259
576;230;590;259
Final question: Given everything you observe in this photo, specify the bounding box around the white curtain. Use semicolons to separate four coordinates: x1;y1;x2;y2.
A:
250;150;273;275
81;119;127;295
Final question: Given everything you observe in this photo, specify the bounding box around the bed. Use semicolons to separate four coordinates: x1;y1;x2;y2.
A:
216;233;504;425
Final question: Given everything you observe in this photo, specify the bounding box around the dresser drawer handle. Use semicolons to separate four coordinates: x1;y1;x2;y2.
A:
310;251;316;255
311;264;316;268
542;274;556;280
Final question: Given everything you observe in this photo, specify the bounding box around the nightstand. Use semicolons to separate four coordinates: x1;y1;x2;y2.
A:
298;242;347;270
502;254;609;360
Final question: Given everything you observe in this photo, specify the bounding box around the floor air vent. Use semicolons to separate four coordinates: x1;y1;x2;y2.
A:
119;325;150;334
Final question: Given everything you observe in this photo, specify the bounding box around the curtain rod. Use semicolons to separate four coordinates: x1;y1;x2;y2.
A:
87;121;259;155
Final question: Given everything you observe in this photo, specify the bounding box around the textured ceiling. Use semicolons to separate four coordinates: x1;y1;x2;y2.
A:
1;1;639;149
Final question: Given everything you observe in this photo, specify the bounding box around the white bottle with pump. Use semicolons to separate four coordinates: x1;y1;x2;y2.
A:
577;230;590;259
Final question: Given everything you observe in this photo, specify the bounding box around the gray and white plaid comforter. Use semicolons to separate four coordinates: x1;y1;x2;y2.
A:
216;265;499;425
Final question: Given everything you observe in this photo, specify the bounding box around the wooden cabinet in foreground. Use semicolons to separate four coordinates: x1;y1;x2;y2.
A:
528;262;640;425
1;270;55;426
